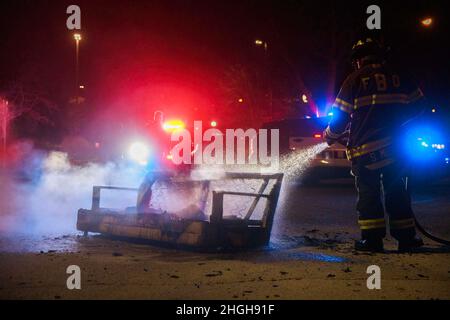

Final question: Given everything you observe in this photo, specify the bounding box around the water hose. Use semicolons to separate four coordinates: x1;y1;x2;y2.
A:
405;177;450;246
414;217;450;246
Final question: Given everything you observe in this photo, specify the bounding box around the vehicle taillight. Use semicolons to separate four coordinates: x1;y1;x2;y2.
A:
314;134;322;138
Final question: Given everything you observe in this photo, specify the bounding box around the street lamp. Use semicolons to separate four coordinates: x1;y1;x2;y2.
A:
255;39;268;52
421;17;433;27
302;94;308;104
73;33;82;89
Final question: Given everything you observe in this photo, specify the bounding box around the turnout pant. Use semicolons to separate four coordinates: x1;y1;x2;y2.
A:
352;161;416;242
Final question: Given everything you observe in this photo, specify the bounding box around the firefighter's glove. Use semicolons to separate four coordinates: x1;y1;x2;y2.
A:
323;126;340;146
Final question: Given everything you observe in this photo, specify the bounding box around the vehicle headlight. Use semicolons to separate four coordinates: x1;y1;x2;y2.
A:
128;142;150;165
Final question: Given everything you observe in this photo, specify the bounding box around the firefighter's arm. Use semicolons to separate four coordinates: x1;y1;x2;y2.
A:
401;89;426;128
324;78;353;145
409;86;426;115
401;71;427;126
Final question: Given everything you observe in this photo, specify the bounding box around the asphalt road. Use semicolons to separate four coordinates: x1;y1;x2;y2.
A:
1;178;449;299
275;178;450;242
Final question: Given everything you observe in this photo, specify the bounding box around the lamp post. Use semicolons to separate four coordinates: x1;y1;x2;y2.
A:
73;33;82;89
255;39;273;119
1;99;9;161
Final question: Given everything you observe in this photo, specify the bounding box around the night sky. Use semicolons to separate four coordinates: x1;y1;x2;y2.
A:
1;0;449;141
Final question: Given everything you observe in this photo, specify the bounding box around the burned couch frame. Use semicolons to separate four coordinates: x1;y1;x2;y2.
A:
77;173;283;249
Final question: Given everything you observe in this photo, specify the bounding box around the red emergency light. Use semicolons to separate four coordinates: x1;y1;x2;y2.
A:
314;134;322;138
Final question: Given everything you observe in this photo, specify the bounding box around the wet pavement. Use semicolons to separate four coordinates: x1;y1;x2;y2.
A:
1;178;449;299
1;178;449;257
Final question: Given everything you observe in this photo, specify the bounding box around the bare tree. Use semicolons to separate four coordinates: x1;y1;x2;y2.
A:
0;81;56;153
220;64;269;127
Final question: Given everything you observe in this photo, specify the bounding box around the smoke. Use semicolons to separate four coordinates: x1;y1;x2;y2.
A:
0;149;146;236
0;141;328;238
0;147;235;236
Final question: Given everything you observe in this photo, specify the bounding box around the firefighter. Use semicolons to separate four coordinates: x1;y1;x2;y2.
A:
324;36;425;252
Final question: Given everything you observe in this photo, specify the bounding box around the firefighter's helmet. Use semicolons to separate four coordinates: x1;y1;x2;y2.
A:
351;37;384;63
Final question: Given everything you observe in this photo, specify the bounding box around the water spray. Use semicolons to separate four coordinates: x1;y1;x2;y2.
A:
279;142;329;180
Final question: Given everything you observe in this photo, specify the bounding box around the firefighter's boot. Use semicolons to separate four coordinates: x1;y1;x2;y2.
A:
354;239;384;253
398;236;424;253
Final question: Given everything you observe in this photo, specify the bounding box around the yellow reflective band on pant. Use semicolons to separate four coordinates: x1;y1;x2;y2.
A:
358;218;386;230
390;218;415;230
346;137;392;160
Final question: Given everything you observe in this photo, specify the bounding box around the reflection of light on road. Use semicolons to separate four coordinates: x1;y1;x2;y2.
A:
261;240;347;263
287;252;347;263
0;234;80;253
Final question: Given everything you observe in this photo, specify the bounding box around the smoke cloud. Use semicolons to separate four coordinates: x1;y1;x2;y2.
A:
0;147;146;236
0;141;328;238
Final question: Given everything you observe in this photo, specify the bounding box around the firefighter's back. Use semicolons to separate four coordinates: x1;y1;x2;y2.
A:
348;63;423;149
